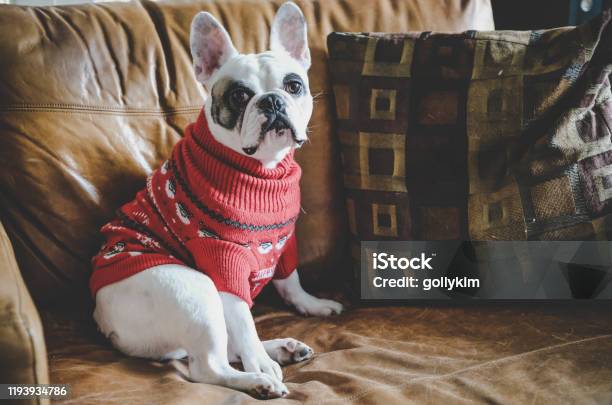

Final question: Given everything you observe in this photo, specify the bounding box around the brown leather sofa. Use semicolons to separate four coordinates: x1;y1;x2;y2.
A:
1;1;611;404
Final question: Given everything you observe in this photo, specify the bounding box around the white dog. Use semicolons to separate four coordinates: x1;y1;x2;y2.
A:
92;2;342;399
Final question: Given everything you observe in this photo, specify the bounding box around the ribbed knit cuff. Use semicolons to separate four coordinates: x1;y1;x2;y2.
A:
186;238;257;307
274;233;298;280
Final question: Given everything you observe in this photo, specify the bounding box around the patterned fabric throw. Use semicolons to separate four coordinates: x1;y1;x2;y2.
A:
328;10;612;253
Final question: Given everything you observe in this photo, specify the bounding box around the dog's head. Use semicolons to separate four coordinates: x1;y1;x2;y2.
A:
190;2;312;169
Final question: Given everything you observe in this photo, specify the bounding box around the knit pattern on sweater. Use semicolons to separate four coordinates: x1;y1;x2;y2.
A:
90;110;301;306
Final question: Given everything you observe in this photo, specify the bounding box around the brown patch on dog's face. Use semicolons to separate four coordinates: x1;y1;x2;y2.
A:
210;77;255;132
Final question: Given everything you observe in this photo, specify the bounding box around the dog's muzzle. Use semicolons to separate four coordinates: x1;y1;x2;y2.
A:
259;94;297;136
243;94;306;155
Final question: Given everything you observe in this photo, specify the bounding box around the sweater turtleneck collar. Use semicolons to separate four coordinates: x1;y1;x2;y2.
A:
191;109;297;179
171;109;302;216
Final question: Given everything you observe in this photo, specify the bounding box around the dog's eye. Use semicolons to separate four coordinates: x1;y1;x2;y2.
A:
284;80;303;95
229;88;251;106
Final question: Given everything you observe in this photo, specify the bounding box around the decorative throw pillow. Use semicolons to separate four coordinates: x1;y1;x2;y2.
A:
328;11;612;254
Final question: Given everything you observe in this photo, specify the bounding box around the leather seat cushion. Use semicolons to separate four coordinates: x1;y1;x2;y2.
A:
44;302;612;404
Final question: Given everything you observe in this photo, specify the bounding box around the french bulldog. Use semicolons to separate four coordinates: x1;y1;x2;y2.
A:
92;2;342;400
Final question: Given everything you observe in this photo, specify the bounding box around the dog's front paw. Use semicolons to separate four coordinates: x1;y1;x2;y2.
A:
240;349;283;382
263;338;314;365
250;373;289;399
293;295;343;317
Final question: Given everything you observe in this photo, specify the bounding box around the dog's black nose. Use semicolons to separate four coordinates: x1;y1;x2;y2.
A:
242;146;257;155
258;94;286;114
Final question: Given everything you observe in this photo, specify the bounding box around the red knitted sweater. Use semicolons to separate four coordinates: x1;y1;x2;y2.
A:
90;110;301;307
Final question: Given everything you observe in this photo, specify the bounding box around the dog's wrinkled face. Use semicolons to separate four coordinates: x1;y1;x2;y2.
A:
190;2;313;169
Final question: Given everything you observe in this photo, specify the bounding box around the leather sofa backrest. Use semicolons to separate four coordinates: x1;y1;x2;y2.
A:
0;0;494;305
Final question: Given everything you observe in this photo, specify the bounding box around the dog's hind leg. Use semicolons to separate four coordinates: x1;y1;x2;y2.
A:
94;264;288;399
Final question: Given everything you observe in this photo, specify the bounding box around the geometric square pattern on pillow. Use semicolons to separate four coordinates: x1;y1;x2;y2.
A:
329;10;612;244
330;12;612;299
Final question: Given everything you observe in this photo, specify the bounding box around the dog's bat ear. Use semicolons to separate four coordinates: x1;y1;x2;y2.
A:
270;2;310;70
190;12;238;84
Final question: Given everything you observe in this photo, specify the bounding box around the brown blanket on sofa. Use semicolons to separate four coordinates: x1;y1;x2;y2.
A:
45;301;612;404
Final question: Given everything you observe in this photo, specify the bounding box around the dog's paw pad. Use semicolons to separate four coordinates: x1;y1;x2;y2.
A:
255;386;270;399
253;374;289;399
294;346;313;362
283;339;313;362
265;338;315;365
253;377;288;399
